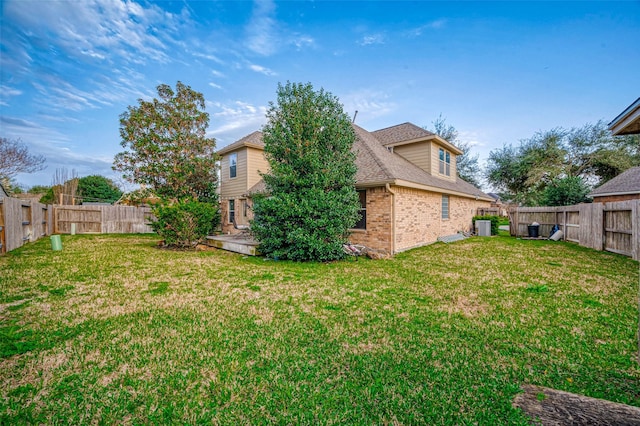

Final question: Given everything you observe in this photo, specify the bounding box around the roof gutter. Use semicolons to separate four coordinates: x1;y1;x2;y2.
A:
385;183;396;255
589;190;640;198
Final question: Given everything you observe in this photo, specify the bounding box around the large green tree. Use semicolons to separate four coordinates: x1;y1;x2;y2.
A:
77;175;123;204
427;116;482;187
113;81;218;203
485;121;640;206
251;82;360;261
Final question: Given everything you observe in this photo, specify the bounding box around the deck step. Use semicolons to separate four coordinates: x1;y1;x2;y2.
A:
206;235;261;256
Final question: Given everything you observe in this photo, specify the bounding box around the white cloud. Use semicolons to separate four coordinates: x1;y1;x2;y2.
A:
3;0;185;67
341;89;396;121
209;100;268;143
209;82;223;90
406;19;448;37
0;84;23;106
192;51;224;64
211;70;226;78
290;35;315;50
358;33;385;46
245;0;278;56
248;64;277;76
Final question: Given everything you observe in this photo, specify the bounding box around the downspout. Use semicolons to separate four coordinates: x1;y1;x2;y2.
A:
385;183;396;255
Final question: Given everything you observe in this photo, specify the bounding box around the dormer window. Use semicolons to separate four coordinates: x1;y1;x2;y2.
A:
439;148;450;176
229;153;237;178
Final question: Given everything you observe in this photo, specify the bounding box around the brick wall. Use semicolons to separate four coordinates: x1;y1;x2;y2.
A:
592;194;640;203
394;187;490;252
348;187;393;253
220;198;255;234
349;185;491;254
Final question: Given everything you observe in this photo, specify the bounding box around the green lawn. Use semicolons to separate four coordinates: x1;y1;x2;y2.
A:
1;234;638;424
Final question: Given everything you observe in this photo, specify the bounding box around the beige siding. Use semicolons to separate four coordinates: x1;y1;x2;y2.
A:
393;142;432;174
220;149;248;199
430;142;457;182
247;147;269;189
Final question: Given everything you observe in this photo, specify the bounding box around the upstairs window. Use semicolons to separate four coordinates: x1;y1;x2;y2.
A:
229;153;237;178
353;190;367;229
439;148;451;176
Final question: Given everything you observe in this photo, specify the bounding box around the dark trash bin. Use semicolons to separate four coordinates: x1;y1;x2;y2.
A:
527;224;539;238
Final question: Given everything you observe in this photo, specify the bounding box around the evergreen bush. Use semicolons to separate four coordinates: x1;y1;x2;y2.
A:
151;200;219;248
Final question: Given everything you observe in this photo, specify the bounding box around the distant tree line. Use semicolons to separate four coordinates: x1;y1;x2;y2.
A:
427;117;639;207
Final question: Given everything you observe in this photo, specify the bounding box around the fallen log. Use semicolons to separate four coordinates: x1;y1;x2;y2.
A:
513;384;640;425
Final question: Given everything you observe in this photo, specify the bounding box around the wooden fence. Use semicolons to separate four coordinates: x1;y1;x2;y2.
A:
0;197;153;254
0;197;52;254
509;200;639;261
54;205;154;234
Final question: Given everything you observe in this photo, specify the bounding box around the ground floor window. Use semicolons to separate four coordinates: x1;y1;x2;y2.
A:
229;200;235;223
243;199;248;217
354;190;366;229
442;194;449;219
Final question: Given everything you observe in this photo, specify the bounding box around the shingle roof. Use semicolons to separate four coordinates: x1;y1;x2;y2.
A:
353;124;491;200
217;131;264;155
244;179;267;197
589;166;640;197
371;122;436;146
227;123;492;201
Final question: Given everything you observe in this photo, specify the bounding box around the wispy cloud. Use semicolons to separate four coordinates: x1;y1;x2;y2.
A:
341;89;396;121
290;34;316;50
357;33;385;46
248;64;277;76
3;0;185;67
208;100;268;143
209;82;223;90
406;19;448;37
246;0;278;56
0;84;23;106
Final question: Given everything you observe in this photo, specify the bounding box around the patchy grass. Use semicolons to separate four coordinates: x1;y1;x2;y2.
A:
0;234;638;424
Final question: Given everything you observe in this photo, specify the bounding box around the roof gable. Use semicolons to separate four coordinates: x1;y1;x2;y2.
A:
224;123;491;201
217;131;264;156
354;124;491;200
371;122;435;146
371;122;463;155
589;166;640;197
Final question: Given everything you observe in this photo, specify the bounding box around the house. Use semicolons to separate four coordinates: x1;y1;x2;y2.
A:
217;122;492;255
217;131;269;230
588;166;640;203
608;97;640;136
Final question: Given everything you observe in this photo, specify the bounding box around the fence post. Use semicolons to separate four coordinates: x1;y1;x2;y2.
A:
633;200;639;262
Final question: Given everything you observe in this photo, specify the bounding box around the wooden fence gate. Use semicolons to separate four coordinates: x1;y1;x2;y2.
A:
604;207;634;257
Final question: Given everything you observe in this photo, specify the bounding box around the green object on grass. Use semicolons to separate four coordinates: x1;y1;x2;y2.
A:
50;235;62;251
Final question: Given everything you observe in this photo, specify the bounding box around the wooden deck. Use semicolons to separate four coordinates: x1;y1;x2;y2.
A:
205;233;260;256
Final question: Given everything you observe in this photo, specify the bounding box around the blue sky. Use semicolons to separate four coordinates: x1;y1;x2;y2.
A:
1;0;639;190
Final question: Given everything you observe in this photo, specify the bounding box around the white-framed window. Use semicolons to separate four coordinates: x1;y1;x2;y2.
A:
229;200;235;223
353;190;367;229
439;148;451;176
442;194;449;219
229;153;237;179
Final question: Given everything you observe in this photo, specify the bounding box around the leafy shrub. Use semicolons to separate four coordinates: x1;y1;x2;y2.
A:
251;82;359;261
151;200;219;248
472;215;500;235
